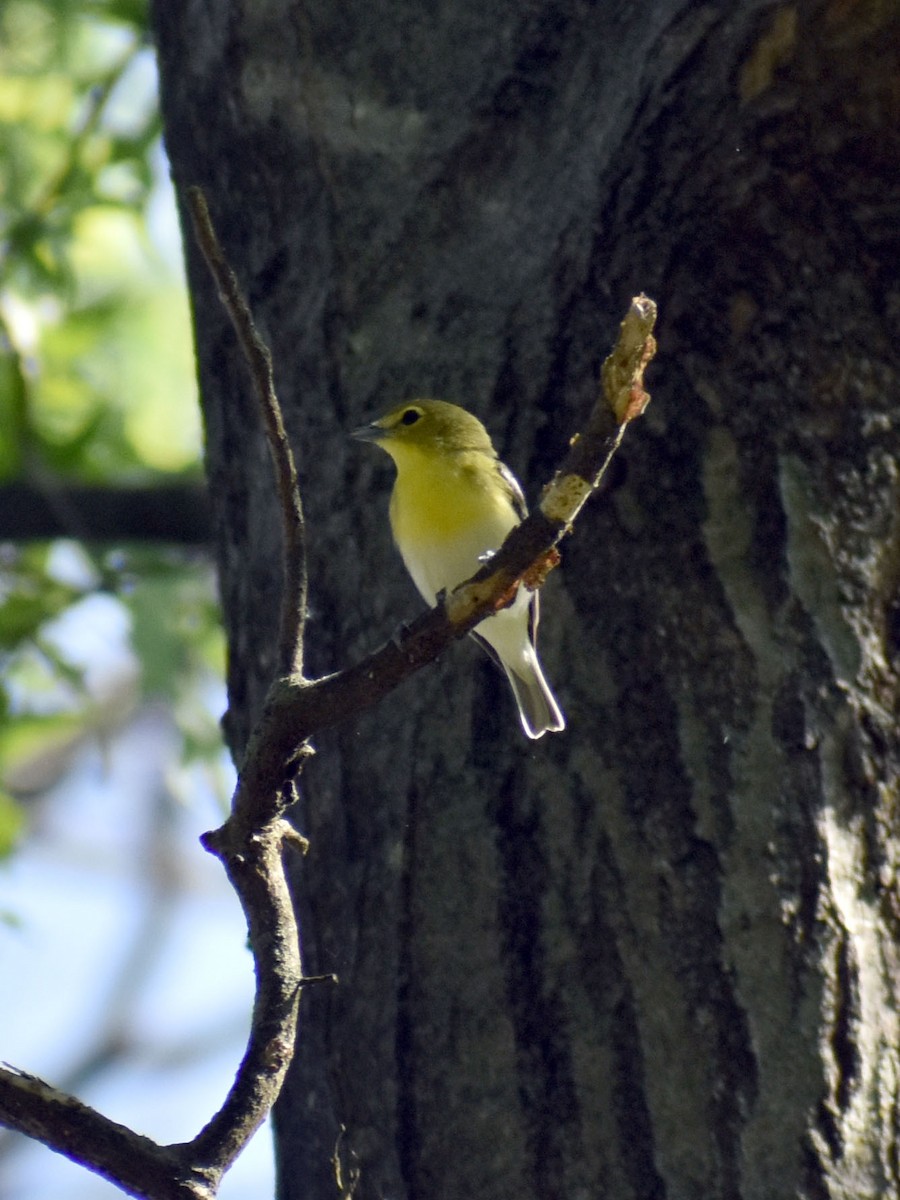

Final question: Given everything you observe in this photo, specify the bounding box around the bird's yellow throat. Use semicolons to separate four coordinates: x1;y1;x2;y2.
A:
386;443;511;547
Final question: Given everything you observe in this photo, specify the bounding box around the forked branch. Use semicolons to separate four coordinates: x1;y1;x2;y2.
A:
0;187;656;1199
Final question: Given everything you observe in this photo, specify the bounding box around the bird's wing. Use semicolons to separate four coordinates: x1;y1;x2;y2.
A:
497;460;528;521
494;458;538;643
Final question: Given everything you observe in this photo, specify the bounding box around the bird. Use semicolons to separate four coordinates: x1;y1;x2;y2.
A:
352;399;565;739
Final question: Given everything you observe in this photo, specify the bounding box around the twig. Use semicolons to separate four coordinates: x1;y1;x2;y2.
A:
540;292;656;526
0;1066;206;1200
185;187;307;679
0;193;314;1198
186;817;304;1173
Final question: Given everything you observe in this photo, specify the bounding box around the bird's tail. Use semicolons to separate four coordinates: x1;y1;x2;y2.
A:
503;660;566;740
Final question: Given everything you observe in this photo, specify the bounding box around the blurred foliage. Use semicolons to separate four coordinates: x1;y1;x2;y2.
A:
0;0;199;478
0;0;227;835
0;788;25;859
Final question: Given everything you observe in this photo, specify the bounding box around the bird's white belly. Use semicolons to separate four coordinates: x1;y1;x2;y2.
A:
399;524;507;606
399;520;534;679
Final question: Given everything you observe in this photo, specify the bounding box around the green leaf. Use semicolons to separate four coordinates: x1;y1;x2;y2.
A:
0;788;25;859
0;711;84;795
83;0;148;31
0;350;28;478
0;580;81;648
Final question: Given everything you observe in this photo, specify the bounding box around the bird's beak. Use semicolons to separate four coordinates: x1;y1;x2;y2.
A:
350;421;384;442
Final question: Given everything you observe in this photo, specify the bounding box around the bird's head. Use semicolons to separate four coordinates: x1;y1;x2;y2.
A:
352;400;496;458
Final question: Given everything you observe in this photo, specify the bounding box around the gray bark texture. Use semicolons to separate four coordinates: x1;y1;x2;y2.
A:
151;1;900;1197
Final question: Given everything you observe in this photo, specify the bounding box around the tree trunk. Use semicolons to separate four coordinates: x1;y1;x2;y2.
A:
152;1;900;1197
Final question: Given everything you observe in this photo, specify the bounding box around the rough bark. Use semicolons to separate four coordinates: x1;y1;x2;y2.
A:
152;2;900;1198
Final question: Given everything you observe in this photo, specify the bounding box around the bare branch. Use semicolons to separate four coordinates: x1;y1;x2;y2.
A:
0;1067;209;1200
185;187;307;678
0;179;656;1197
0;481;211;543
0;814;308;1196
541;293;657;527
0;193;315;1198
185;818;305;1174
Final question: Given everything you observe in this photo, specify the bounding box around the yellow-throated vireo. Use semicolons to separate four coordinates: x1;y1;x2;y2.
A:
353;399;565;739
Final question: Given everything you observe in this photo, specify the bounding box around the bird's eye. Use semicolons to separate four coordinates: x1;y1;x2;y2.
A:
400;408;422;426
